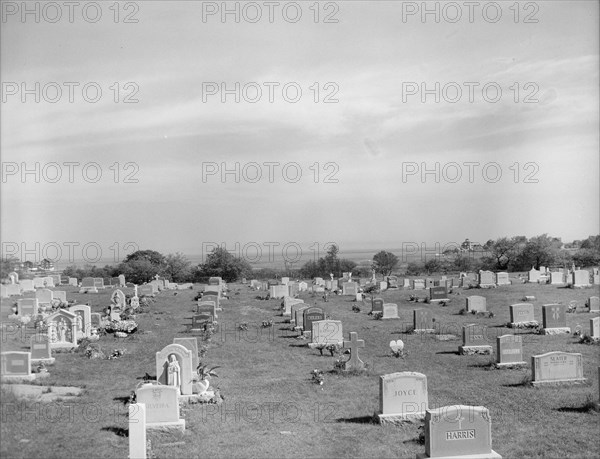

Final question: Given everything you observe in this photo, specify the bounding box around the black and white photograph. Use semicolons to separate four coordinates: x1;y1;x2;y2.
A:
1;1;599;457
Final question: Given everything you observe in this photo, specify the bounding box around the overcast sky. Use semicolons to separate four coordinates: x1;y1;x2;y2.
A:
1;1;598;263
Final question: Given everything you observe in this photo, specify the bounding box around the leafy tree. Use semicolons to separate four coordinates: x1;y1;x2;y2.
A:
324;244;341;277
340;259;358;275
372;251;399;276
513;234;561;270
124;250;166;266
198;247;252;282
1;256;20;279
118;258;161;284
164;253;192;282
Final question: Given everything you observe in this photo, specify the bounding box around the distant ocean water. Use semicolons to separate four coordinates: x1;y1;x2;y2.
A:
50;247;449;270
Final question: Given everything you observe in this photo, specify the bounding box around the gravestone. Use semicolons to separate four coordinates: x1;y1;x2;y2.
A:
587;296;599;313
541;304;569;335
495;335;525;367
30;335;55;365
372;298;384;314
82;277;94;288
403;278;411;288
550;271;564;285
413;279;425;290
478;270;496;288
68;277;78;287
17;298;38;316
208;277;222;285
1;352;35;381
204;285;221;295
466;296;486;313
593;267;599;285
110;277;120;286
342;332;365;371
156;343;194;396
382;303;399;319
19;279;35;292
58;275;67;285
6;284;21;296
429;286;449;303
270;285;288;299
129;403;147;459
283;297;303;316
298;281;308;291
509;303;537;328
173;337;200;370
590;317;599;339
51;275;61;286
43;277;55;287
136;385;185;431
69;305;92;338
139;285;154;296
202;292;220;309
459;324;492;355
45;309;78;349
417;405;501;459
496;272;510;286
572;270;590;287
387;276;399;288
425;278;435;288
8;271;19;283
118;274;126;287
378;372;428;424
36;288;53;305
342;282;358;296
91;313;102;329
528;267;541;283
309;320;343;347
379;281;388;291
53;291;67;303
196;302;217;321
288;282;299;297
290;302;307;325
413;309;434;333
93;278;105;289
33;277;45;289
531;352;586;386
294;305;310;330
303;308;325;336
281;277;289;285
191;314;212;332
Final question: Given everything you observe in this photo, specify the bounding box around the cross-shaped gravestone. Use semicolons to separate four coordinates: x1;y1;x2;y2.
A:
343;332;365;371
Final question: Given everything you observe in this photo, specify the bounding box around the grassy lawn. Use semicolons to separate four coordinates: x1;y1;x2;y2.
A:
1;278;599;458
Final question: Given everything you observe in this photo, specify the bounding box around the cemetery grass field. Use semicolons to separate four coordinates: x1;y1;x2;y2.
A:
1;281;599;459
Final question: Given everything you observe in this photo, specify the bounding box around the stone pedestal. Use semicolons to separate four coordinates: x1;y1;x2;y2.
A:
459;345;492;355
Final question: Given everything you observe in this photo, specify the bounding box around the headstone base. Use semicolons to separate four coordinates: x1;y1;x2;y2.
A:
416;450;502;459
413;329;436;334
531;377;586;387
429;299;449;303
180;390;215;404
540;327;570;335
307;342;343;349
459;345;493;355
377;412;425;425
493;361;526;369
508;321;539;329
382;315;400;320
146;419;185;433
1;374;36;382
31;358;55;365
479;284;497;289
50;342;77;350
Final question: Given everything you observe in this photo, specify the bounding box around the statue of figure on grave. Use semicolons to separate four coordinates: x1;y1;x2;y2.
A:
167;354;181;393
330;273;334;280
111;291;125;311
57;318;67;342
75;313;83;332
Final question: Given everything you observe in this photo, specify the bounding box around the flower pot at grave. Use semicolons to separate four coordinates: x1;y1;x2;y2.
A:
193;379;210;395
11;305;18;314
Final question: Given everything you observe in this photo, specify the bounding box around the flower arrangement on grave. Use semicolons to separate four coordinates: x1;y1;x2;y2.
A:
103;319;138;334
372;311;383;320
261;319;274;328
194;363;220;394
238;322;249;331
108;348;126;359
352;304;361;313
36;362;48;373
311;369;324;385
325;343;340;357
